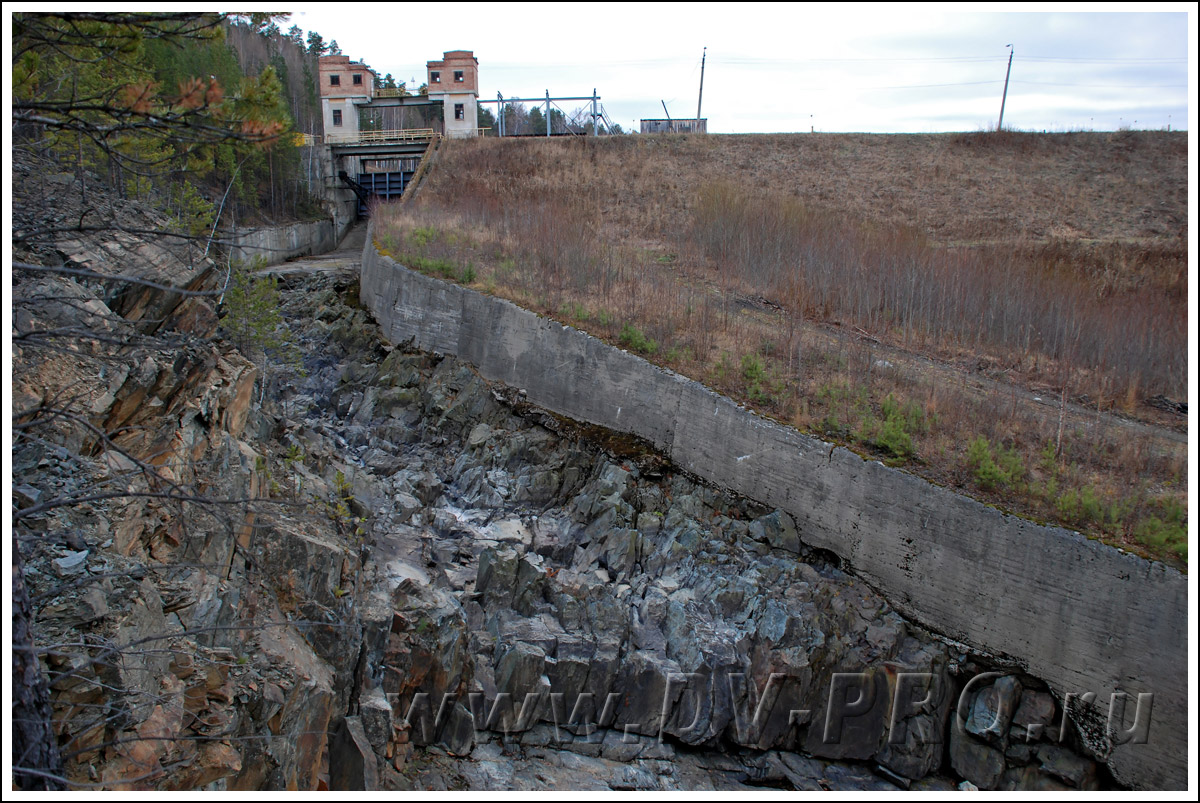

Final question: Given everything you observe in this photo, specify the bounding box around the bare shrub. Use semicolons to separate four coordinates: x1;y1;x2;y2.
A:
370;134;1187;567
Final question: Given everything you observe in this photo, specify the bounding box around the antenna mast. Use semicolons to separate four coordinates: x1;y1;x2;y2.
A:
696;47;706;126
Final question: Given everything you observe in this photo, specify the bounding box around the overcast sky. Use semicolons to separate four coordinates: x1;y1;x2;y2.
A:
290;2;1193;134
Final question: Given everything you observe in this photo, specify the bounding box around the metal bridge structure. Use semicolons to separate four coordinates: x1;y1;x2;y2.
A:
327;127;439;216
479;89;620;137
315;52;619;219
320;89;613;218
323;104;486;217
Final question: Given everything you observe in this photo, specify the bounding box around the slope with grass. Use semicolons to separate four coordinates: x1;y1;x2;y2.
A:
372;131;1187;567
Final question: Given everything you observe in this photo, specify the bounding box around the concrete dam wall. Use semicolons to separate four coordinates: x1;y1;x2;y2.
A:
223;219;341;267
222;141;361;267
360;240;1187;790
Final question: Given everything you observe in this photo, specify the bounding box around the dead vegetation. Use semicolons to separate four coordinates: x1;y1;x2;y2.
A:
373;131;1187;568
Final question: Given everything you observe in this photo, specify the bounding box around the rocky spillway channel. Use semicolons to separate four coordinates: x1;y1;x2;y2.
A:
14;258;1119;792
274;273;1114;793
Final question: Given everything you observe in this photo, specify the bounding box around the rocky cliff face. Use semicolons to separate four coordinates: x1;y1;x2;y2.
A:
300;276;1111;792
11;209;1115;791
360;240;1186;791
11;239;358;788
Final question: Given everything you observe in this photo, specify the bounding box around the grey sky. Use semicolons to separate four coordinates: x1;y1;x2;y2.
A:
290;2;1192;133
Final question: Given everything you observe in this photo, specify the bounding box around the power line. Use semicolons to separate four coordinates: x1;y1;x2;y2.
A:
717;54;1185;65
1019;55;1186;63
486;55;1185;73
715;55;999;64
1013;80;1187;88
813;77;1182;91
868;80;1002;89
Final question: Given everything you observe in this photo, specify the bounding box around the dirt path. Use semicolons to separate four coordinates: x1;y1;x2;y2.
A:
814;316;1188;448
687;264;1188;458
726;292;1188;454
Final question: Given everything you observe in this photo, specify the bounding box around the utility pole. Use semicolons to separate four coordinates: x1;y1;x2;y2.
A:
546;90;552;137
997;44;1013;131
696;46;706;130
592;88;598;136
497;92;504;137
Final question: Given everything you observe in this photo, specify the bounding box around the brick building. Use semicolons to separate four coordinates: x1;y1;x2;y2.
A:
318;55;378;140
426;50;479;138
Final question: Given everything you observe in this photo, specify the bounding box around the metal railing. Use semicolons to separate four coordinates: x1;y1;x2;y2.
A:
373;87;422;99
443;128;492;138
324;128;436;145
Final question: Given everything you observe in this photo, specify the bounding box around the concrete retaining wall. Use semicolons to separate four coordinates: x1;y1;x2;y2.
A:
360;241;1188;790
312;143;360;244
222;219;340;267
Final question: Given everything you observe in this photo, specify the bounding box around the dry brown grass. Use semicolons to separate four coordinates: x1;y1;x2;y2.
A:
374;131;1187;568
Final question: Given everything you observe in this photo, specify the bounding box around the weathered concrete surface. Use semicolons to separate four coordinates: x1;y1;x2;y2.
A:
360;239;1188;790
257;223;368;279
223;219;339;266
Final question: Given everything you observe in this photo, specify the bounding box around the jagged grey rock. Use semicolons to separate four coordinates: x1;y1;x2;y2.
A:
362;241;1187;790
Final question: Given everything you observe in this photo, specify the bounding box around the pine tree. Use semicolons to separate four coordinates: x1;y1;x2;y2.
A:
305;30;326;56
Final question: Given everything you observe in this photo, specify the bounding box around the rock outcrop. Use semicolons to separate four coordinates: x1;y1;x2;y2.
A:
11;173;362;790
10;211;1121;791
361;241;1186;791
282;276;1111;791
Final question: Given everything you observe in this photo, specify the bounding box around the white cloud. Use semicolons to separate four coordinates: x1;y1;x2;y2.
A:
289;3;1192;133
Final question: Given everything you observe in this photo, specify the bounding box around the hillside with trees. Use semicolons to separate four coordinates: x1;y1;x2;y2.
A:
13;12;331;234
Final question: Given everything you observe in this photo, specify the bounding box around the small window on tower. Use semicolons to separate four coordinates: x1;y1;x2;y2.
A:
332;109;343;126
330;74;340;86
430;71;441;83
454;70;464;82
353;73;363;85
454;103;465;120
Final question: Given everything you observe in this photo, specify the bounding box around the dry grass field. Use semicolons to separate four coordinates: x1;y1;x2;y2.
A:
374;130;1188;568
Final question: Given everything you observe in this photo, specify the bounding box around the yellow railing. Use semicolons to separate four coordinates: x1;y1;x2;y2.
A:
373;88;411;98
324;128;436;145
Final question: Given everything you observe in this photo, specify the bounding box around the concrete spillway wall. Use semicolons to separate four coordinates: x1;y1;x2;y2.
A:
222;219;340;267
221;144;360;267
360;240;1188;790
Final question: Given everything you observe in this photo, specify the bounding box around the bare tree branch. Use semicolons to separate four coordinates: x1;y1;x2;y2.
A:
14;263;223;296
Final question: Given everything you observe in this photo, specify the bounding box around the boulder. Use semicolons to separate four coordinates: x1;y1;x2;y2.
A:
1010;688;1057;741
359;686;393;759
966;674;1023;746
949;719;1005;789
328;716;378;791
748;510;801;554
